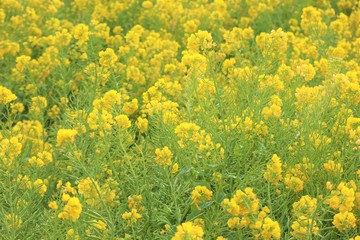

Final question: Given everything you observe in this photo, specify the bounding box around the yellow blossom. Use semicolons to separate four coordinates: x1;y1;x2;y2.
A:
263;154;283;185
115;114;131;129
48;201;59;210
29;96;48;114
136;117;148;133
58;197;82;222
222;188;259;216
122;99;138;115
284;175;304;192
260;217;281;240
326;181;355;212
72;23;89;46
142;1;153;9
171;163;179;174
99;48;118;67
122;208;142;226
92;220;107;230
172;221;204;240
291;216;319;239
0;85;17;104
155;146;173;166
33;179;47;197
323;160;343;175
56;129;78;147
191;186;213;210
292;195;317;217
332;211;356;231
5;213;22;229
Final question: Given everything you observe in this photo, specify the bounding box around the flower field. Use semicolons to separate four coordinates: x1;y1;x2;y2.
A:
0;0;360;239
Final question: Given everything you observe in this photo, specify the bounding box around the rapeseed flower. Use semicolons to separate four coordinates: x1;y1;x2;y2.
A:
0;85;17;104
5;213;22;229
99;48;118;67
291;216;319;239
292;195;317;217
72;23;89;46
155;146;173;166
136;117;148;133
191;186;213;210
332;211;356;231
58;197;82;222
56;129;78;147
263;154;283;185
115;114;131;129
122;208;142;226
172;221;204;240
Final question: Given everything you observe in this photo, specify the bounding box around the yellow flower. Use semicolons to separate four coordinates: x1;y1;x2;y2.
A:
187;30;214;52
100;90;122;110
326;181;333;190
197;79;216;100
172;221;204;240
92;220;107;230
222;188;259;216
122;99;138;115
17;175;32;189
115;114;131;129
323;160;343;175
10;102;24;114
72;23;89;46
284;175;304;192
171;163;179;174
292;195;317;217
136;117;148;133
349;236;360;240
155;146;173;166
15;55;31;72
28;151;53;167
216;237;227;240
122;208;142;226
99;48;118;67
62;193;71;202
300;6;327;35
48;201;58;210
0;137;22;167
142;1;153;8
291;216;319;239
56;129;78;147
260;217;281;240
77;177;100;205
5;213;22;229
127;195;143;210
33;179;47;197
183;19;200;33
191;186;213;210
0;85;17;104
296;62;316;81
227;217;243;229
326;182;355;212
87;108;114;133
66;228;79;240
55;29;72;47
58;197;82;222
332;211;356;231
263;154;283;185
29;96;48;115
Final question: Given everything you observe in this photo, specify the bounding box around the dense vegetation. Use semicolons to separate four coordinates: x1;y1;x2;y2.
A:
0;0;359;239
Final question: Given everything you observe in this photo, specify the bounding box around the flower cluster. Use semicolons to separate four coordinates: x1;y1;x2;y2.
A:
0;0;359;239
122;195;144;226
222;188;281;239
191;186;213;210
